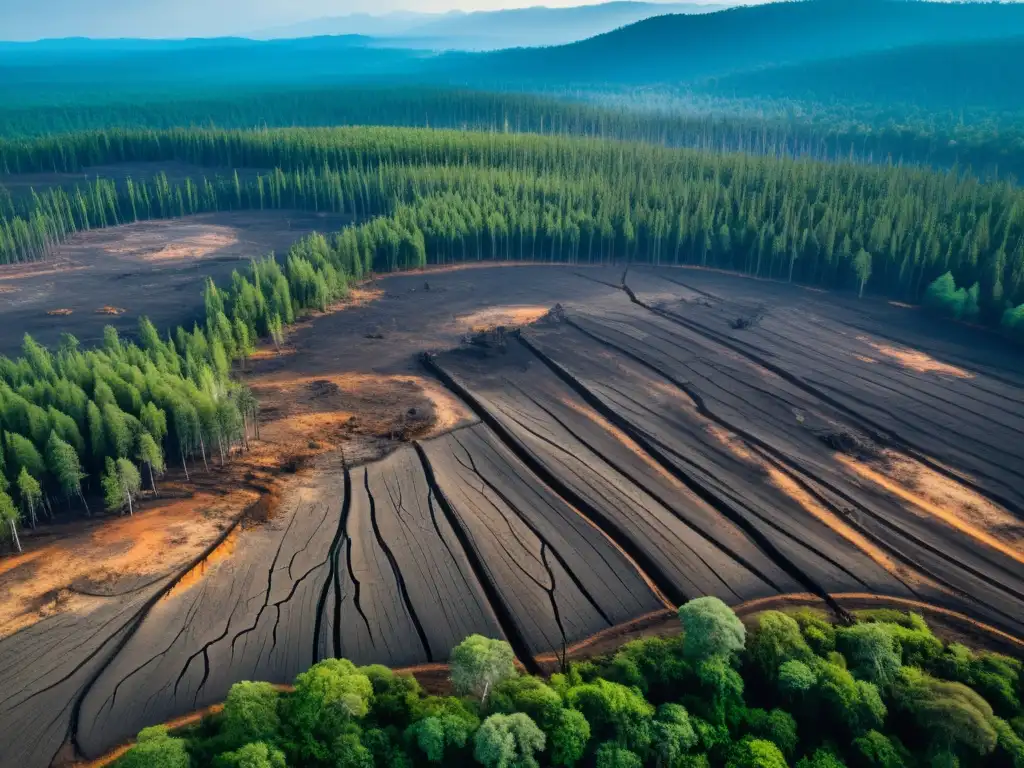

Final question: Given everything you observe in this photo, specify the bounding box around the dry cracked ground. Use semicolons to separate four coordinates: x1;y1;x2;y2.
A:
2;265;1023;767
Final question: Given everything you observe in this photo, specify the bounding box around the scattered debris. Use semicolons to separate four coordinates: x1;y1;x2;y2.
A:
729;306;766;330
539;303;569;325
817;430;880;459
308;379;341;398
463;325;508;352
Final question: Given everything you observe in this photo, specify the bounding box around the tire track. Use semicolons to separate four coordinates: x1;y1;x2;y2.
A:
619;280;1024;518
413;442;541;674
502;380;784;596
512;333;855;622
449;431;613;629
421;351;688;609
365;468;433;662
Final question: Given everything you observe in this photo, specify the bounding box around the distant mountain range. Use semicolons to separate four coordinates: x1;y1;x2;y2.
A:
4;0;1024;118
253;2;730;50
439;0;1024;85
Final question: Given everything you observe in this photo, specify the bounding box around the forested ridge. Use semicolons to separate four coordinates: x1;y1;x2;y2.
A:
112;600;1024;768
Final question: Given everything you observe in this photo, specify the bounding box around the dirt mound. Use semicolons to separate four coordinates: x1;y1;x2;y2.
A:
729;306;767;330
538;303;569;325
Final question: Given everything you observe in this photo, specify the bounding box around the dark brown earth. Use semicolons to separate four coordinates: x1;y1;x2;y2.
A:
1;264;1023;768
0;210;346;355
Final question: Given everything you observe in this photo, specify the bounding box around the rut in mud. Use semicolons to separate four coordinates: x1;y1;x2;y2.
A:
2;265;1023;767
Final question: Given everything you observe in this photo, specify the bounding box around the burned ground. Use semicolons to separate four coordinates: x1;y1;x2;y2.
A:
0;211;346;355
1;265;1022;767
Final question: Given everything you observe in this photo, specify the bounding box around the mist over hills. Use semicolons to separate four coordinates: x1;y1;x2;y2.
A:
254;2;729;50
440;0;1024;85
700;34;1024;114
3;0;1024;126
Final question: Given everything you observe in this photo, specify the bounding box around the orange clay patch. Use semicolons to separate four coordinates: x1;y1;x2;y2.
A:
128;232;238;261
417;377;476;436
837;453;1024;566
0;492;240;637
457;305;549;332
162;527;240;601
706;424;756;461
764;466;916;583
857;336;973;378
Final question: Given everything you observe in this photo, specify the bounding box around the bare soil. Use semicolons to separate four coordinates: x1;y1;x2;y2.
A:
0;210;346;354
3;264;1024;768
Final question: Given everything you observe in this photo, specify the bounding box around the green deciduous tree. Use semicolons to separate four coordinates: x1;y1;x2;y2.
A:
726;738;789;768
678;597;746;663
566;679;654;752
216;742;286;768
221;681;282;750
473;713;546;768
549;709;591;767
406;714;475;762
853;249;873;298
749;612;813;682
838;624;903;688
137;431;166;493
450;635;517;703
118;726;190;768
852;730;910;767
283;658;373;763
652;703;697;767
893;667;998;758
594;743;643;768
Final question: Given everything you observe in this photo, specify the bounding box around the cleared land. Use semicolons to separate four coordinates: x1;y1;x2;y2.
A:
1;266;1022;766
0;210;345;354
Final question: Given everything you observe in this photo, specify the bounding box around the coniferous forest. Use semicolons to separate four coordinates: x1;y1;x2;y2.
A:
3;3;1024;768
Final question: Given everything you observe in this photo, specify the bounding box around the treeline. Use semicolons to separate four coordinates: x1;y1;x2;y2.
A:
0;231;364;544
0;322;256;546
2;91;1024;178
113;598;1024;768
3;126;1024;325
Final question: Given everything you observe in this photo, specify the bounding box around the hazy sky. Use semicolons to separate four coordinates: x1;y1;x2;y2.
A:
4;0;1011;40
3;0;737;40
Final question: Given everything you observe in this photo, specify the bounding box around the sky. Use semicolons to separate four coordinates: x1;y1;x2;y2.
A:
2;0;738;40
3;0;1011;40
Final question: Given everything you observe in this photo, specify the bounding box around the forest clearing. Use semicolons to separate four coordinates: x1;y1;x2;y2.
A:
1;262;1021;766
0;211;345;354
